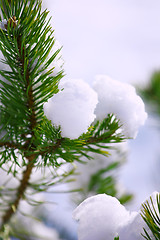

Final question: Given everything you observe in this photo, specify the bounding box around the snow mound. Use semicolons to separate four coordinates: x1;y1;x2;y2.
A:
93;75;147;138
44;78;98;139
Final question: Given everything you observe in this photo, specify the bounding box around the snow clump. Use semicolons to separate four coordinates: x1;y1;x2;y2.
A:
93;75;147;138
73;194;137;240
73;193;156;240
43;78;98;139
44;75;147;140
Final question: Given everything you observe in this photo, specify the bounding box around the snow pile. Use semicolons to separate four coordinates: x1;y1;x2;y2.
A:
73;193;156;240
118;192;158;239
93;75;147;138
73;194;137;240
43;78;98;139
44;75;147;139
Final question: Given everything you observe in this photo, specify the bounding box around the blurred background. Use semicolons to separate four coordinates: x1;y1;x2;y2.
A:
45;0;160;85
42;0;160;239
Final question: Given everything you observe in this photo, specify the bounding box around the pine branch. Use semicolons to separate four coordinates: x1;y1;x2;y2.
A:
33;114;125;166
141;193;160;239
0;0;62;228
0;0;127;235
0;2;37;225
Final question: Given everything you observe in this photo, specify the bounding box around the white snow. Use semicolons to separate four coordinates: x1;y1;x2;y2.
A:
118;192;160;240
73;192;157;240
44;75;147;140
43;78;98;139
73;194;135;240
93;75;147;138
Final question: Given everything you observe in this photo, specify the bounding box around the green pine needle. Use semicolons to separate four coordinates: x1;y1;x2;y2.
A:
141;193;160;239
